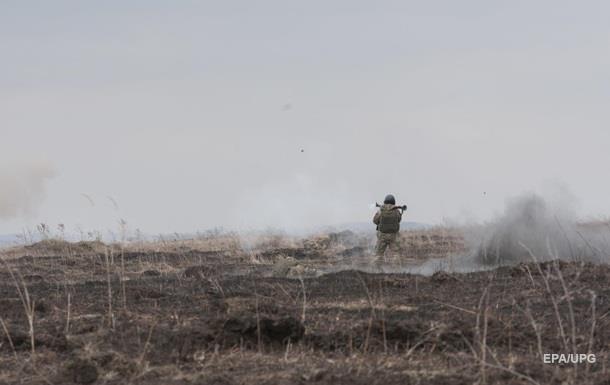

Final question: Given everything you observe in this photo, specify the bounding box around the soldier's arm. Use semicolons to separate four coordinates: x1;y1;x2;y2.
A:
373;211;381;225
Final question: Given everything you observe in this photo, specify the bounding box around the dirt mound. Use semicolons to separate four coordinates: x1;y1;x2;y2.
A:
223;316;305;345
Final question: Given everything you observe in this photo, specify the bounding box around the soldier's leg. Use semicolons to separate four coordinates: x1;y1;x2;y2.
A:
374;232;380;254
375;238;388;257
389;233;401;254
375;233;387;256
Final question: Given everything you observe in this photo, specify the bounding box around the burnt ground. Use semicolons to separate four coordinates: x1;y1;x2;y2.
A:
0;231;609;385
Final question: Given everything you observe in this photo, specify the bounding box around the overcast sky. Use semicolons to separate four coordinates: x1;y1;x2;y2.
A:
2;1;610;236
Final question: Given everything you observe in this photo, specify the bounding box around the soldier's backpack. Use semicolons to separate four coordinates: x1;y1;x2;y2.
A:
378;205;401;233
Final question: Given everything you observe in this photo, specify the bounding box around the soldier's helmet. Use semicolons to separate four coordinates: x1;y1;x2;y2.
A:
384;194;396;205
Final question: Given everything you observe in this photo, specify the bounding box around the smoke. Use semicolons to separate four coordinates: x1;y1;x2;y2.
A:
233;173;358;232
472;193;608;265
0;161;56;219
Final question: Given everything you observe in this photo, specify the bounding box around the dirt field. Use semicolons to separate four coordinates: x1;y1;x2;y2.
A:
0;229;608;384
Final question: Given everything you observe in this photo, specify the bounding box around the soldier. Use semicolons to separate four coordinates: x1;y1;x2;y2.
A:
373;194;403;258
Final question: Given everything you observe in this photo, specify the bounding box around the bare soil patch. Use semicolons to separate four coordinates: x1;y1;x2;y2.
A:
0;229;608;384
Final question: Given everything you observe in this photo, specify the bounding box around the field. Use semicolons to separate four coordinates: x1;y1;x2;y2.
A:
0;229;609;385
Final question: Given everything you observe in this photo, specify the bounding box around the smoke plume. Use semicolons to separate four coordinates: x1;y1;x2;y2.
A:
0;161;55;219
473;193;608;265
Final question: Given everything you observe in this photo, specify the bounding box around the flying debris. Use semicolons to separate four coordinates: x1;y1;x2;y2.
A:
107;196;119;210
81;193;95;206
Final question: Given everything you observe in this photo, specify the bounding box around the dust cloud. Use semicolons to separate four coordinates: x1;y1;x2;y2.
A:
471;193;608;265
0;161;55;219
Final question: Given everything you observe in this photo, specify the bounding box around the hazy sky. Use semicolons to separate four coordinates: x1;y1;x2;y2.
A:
2;1;610;235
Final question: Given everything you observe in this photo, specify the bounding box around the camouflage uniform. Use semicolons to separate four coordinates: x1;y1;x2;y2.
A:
373;204;402;257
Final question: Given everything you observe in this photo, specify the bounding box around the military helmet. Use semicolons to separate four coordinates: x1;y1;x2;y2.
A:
383;194;396;205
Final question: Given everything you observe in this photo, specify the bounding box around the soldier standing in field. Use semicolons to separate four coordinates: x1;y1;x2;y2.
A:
373;194;403;259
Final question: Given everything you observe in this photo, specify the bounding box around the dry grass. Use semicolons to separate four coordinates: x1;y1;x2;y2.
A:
399;227;466;259
1;227;609;384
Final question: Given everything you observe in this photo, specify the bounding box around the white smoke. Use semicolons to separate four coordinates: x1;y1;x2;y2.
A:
232;173;357;232
0;160;56;219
